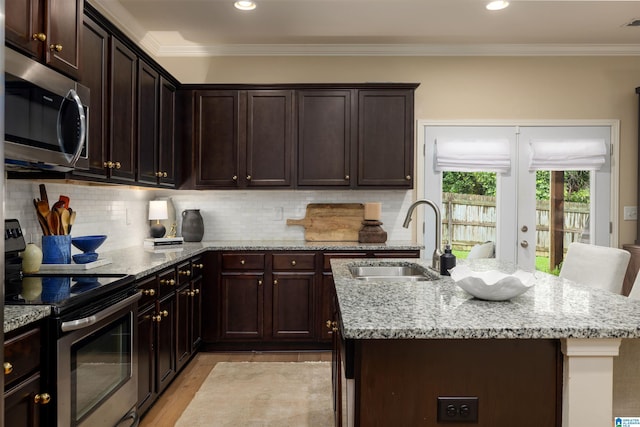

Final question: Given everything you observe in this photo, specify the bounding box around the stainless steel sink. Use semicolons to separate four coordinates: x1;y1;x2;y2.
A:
349;265;437;281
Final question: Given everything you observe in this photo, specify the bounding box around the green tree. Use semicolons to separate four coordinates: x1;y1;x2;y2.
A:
442;172;496;196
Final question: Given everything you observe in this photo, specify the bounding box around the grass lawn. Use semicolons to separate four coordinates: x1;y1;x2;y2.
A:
453;250;557;275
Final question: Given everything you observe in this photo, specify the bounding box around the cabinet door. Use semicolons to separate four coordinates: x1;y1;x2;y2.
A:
156;296;176;393
137;304;156;415
46;0;82;78
320;273;337;341
176;284;191;371
245;90;293;187
159;77;177;187
194;90;242;188
78;15;109;178
4;373;42;427
297;90;354;187
191;275;203;352
109;38;137;182
137;59;160;185
220;273;264;340
6;0;44;59
357;89;414;187
272;272;315;340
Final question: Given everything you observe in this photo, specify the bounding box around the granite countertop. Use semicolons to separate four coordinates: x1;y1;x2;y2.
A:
5;240;421;333
331;258;640;340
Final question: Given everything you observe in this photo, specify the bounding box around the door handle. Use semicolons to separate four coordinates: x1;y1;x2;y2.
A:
520;240;529;248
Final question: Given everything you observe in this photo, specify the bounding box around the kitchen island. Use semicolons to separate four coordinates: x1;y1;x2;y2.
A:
330;258;640;427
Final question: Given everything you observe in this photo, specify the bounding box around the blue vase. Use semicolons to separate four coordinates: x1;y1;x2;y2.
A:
42;235;72;264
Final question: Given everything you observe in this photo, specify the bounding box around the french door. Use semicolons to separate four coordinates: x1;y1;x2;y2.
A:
421;122;615;271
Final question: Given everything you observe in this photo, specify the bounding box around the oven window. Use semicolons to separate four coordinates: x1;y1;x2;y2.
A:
71;314;132;423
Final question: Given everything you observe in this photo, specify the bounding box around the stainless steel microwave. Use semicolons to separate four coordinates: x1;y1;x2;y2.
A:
4;46;89;172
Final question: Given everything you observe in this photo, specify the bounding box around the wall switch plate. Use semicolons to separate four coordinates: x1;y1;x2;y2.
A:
624;206;637;221
437;396;479;423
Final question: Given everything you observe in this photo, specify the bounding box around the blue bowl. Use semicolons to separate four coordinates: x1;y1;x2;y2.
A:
71;235;107;253
72;252;98;264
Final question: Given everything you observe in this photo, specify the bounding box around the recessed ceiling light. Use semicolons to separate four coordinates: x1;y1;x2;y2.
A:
234;1;256;11
486;1;509;11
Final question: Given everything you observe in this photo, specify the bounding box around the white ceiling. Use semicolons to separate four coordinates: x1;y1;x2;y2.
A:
88;0;640;56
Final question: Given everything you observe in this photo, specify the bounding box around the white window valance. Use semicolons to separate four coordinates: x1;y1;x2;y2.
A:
435;138;511;173
528;139;607;171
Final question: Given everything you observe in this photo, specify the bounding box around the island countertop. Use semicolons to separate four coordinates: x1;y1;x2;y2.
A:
330;258;640;340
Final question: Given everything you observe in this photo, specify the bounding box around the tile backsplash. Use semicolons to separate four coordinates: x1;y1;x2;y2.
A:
6;179;416;252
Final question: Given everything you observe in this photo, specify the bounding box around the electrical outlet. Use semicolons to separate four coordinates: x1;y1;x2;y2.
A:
624;206;637;221
437;397;479;423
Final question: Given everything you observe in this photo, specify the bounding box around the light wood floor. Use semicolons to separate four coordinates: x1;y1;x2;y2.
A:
138;351;332;427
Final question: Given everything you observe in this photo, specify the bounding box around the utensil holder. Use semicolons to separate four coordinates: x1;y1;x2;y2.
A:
42;235;72;264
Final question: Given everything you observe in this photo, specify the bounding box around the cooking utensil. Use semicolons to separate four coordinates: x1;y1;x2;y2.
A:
68;209;76;234
33;199;50;235
286;203;365;241
59;195;70;209
47;211;60;236
59;208;70;235
39;184;48;204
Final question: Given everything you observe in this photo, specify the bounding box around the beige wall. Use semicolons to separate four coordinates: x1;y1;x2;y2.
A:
158;55;640;246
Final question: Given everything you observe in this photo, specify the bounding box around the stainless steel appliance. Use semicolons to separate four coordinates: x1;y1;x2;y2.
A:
4;219;140;427
4;46;89;172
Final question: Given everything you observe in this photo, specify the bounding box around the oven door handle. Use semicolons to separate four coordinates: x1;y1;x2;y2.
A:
61;291;142;332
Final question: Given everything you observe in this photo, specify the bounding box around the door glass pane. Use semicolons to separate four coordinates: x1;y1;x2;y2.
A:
535;170;591;273
442;171;497;260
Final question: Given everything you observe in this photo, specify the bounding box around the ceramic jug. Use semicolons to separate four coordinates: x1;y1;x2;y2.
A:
181;209;204;242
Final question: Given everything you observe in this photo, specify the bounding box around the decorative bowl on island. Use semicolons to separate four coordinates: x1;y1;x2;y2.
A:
71;235;107;254
449;264;535;301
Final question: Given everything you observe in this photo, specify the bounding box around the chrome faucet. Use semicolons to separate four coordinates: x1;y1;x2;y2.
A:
403;199;443;272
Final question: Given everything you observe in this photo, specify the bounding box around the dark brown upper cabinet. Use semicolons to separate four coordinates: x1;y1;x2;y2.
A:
357;89;415;187
6;0;82;79
297;90;354;187
137;60;160;186
192;90;294;189
158;78;177;187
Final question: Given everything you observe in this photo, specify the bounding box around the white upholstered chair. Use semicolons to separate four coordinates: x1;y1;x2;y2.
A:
559;242;630;294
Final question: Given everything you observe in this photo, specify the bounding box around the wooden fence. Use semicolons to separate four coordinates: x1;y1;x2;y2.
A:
441;193;590;256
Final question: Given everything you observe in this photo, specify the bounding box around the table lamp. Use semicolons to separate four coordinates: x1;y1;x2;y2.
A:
148;200;168;238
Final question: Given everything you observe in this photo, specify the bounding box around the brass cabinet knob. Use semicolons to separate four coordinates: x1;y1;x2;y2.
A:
246;175;252;181
193;288;200;295
258;280;263;286
331;321;338;332
161;310;169;317
325;320;332;329
160;278;176;286
291;260;296;266
345;175;350;180
49;44;63;52
152;314;162;322
405;175;411;180
34;393;51;405
32;33;46;42
115;162;121;169
273;279;278;285
162;172;168;177
3;362;13;375
103;161;112;168
193;263;204;269
179;270;191;276
142;289;156;296
155;171;163;177
240;259;245;265
188;290;195;297
232;175;238;181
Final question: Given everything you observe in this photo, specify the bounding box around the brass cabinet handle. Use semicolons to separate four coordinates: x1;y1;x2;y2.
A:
179;270;191;276
405;175;411;180
246;175;252;181
32;33;46;42
3;362;13;375
193;263;204;269
291;260;297;266
49;44;63;52
161;310;169;317
160;278;176;286
325;320;332;329
103;161;122;169
142;289;156;296
34;393;51;405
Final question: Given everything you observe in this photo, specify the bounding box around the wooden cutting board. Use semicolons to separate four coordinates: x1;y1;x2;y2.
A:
286;203;364;241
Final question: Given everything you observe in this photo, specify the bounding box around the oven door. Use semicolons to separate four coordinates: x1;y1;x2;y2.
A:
56;291;141;427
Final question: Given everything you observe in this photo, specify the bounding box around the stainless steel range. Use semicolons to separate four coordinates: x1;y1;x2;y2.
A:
4;219;141;427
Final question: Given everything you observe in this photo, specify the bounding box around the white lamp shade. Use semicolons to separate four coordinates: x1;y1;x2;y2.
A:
148;200;169;221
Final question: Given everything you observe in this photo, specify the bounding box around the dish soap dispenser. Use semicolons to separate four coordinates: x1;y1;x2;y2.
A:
440;244;456;276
